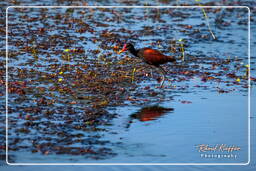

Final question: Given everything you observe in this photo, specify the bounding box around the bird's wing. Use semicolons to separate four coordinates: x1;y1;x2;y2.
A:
138;48;167;66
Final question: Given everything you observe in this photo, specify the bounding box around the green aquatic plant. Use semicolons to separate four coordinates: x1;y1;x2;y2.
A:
195;0;216;40
31;47;38;60
178;38;185;61
131;67;136;83
244;64;249;79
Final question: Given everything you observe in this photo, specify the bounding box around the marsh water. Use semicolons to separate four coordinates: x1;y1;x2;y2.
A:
1;1;256;171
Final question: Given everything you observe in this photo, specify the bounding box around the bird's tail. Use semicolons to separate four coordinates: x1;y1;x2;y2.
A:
167;56;176;62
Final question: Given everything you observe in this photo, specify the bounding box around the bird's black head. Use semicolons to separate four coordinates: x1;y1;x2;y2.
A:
125;43;135;51
118;43;135;54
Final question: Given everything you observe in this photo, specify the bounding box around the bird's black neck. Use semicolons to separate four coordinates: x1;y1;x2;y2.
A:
128;46;139;57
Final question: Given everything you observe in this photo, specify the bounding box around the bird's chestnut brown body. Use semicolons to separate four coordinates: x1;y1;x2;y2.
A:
137;48;176;67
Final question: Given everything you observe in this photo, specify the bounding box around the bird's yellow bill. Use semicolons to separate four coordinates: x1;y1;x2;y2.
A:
118;49;125;54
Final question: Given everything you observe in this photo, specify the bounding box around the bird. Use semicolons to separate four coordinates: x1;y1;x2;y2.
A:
118;43;176;87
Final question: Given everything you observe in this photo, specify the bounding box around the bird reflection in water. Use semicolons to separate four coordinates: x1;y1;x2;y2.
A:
126;105;174;128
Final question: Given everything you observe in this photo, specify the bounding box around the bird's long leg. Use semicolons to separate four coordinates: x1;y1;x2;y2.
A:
146;64;154;78
158;66;166;88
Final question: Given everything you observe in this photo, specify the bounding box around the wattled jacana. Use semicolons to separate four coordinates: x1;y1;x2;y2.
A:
118;43;176;87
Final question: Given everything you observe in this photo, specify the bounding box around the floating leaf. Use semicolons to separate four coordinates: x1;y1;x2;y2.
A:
70;101;77;104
